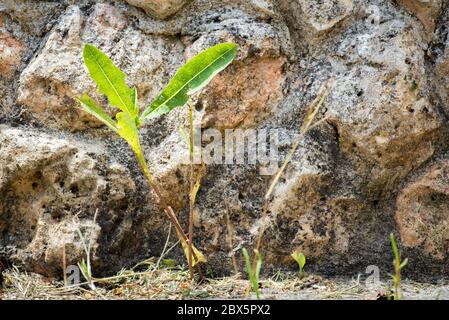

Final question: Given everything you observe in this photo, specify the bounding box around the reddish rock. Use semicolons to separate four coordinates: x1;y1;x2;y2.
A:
0;32;24;77
184;18;285;130
200;57;284;130
17;4;183;131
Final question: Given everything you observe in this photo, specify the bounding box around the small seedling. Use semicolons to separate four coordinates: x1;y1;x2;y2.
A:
244;81;333;294
291;250;306;279
75;210;98;290
77;42;237;278
388;233;408;300
242;248;262;300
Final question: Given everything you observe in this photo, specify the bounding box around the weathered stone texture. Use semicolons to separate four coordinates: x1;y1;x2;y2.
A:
125;0;189;19
398;0;443;35
17;4;184;131
396;159;449;261
2;0;449;279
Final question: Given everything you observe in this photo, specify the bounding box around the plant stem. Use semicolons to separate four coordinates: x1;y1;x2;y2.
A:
225;203;239;275
62;245;67;287
390;233;401;300
253;83;332;268
188;104;195;280
133;140;204;278
134;145;189;246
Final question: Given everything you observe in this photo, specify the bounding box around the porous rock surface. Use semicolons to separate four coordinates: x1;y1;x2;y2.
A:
1;0;449;279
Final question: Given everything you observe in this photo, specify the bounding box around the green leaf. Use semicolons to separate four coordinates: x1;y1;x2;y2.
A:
291;250;306;271
390;233;400;265
176;229;207;267
139;42;238;124
400;258;408;270
242;248;254;280
161;259;177;267
387;272;395;278
131;87;139;117
83;44;136;118
116;112;140;155
78;259;91;281
76;94;118;133
242;248;261;300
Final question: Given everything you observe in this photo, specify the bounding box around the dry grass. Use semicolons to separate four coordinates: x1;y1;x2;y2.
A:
2;262;449;300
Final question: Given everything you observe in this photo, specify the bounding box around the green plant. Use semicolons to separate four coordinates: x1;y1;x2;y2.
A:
243;81;333;294
242;248;262;300
388;233;408;300
291;249;306;279
77;42;238;278
75;210;98;290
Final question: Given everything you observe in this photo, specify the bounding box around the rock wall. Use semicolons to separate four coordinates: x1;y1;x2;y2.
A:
1;0;449;279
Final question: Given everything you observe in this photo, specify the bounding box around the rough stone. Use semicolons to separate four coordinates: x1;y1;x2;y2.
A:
228;0;274;15
143;128;194;210
17;4;184;131
3;0;449;280
278;0;353;37
125;0;189;19
0;125;158;277
397;0;443;35
263;126;357;262
396;159;449;261
0;31;24;77
0;0;66;36
183;12;286;129
326;15;443;196
434;5;449;115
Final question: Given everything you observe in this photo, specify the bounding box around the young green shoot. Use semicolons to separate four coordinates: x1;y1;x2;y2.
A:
77;43;238;278
242;248;262;300
244;81;333;293
291;250;306;279
75;209;98;290
388;233;408;300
